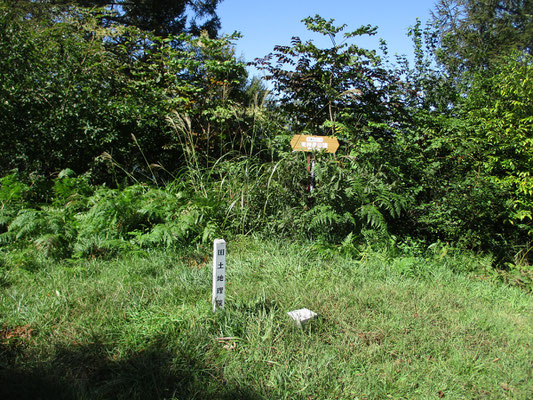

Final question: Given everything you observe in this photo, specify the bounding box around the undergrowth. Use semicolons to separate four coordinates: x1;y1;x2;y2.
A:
0;164;531;291
0;238;531;399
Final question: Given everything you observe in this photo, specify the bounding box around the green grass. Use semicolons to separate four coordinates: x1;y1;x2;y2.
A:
1;238;532;399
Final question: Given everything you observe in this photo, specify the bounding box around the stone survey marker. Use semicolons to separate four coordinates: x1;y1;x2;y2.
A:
290;135;339;154
287;308;318;328
212;239;226;312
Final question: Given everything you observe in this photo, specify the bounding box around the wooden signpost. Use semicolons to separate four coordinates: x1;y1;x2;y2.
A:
290;135;339;191
290;135;339;154
212;239;226;313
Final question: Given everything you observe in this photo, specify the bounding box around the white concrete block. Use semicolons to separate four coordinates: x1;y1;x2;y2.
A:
287;308;318;327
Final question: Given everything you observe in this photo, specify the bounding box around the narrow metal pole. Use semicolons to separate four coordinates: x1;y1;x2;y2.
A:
310;158;315;192
306;153;315;192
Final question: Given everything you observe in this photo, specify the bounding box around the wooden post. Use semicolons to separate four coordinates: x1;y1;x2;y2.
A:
293;135;339;192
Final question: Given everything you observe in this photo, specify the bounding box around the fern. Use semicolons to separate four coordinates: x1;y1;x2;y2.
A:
201;222;217;244
374;190;408;219
0;173;29;207
309;205;343;229
77;185;147;240
34;233;70;259
0;229;16;245
0;208;17;234
73;237;137;259
303;205;357;240
130;224;175;248
6;209;45;241
360;204;387;232
2;207;76;258
52;169;93;211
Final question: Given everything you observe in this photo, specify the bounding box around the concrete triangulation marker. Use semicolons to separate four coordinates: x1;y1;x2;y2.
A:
287;308;318;328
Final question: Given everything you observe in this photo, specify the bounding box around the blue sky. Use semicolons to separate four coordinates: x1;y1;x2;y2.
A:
217;0;437;77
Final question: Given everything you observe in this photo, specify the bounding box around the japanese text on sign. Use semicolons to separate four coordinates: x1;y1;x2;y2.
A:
212;239;226;312
290;135;339;154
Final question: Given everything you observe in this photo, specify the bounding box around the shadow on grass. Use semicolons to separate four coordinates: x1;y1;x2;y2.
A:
1;338;264;400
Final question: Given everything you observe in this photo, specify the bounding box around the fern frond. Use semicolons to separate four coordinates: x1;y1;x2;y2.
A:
360;204;387;232
309;205;342;229
8;209;44;240
0;231;16;245
201;222;218;244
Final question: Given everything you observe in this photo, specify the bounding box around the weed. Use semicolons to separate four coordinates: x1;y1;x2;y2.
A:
1;238;532;399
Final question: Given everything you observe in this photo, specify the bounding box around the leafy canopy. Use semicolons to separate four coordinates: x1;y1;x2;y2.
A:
11;0;223;37
254;15;405;142
432;0;533;75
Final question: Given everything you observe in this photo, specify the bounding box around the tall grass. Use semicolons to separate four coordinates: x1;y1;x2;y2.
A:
1;149;412;261
1;238;531;399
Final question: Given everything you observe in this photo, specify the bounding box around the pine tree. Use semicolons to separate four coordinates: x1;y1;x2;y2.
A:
432;0;533;74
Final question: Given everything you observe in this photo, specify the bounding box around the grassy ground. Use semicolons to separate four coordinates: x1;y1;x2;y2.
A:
1;237;532;399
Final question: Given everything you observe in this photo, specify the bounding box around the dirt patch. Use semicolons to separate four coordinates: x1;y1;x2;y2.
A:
1;324;34;344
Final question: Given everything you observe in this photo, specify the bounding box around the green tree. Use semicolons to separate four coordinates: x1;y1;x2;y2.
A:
395;19;458;113
10;0;223;37
432;0;533;75
0;2;247;179
465;52;533;235
254;15;406;145
395;50;533;262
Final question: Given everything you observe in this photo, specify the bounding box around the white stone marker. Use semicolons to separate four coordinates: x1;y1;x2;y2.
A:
212;239;226;313
287;308;317;328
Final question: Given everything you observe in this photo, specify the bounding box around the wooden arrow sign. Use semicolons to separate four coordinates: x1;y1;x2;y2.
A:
290;135;339;154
